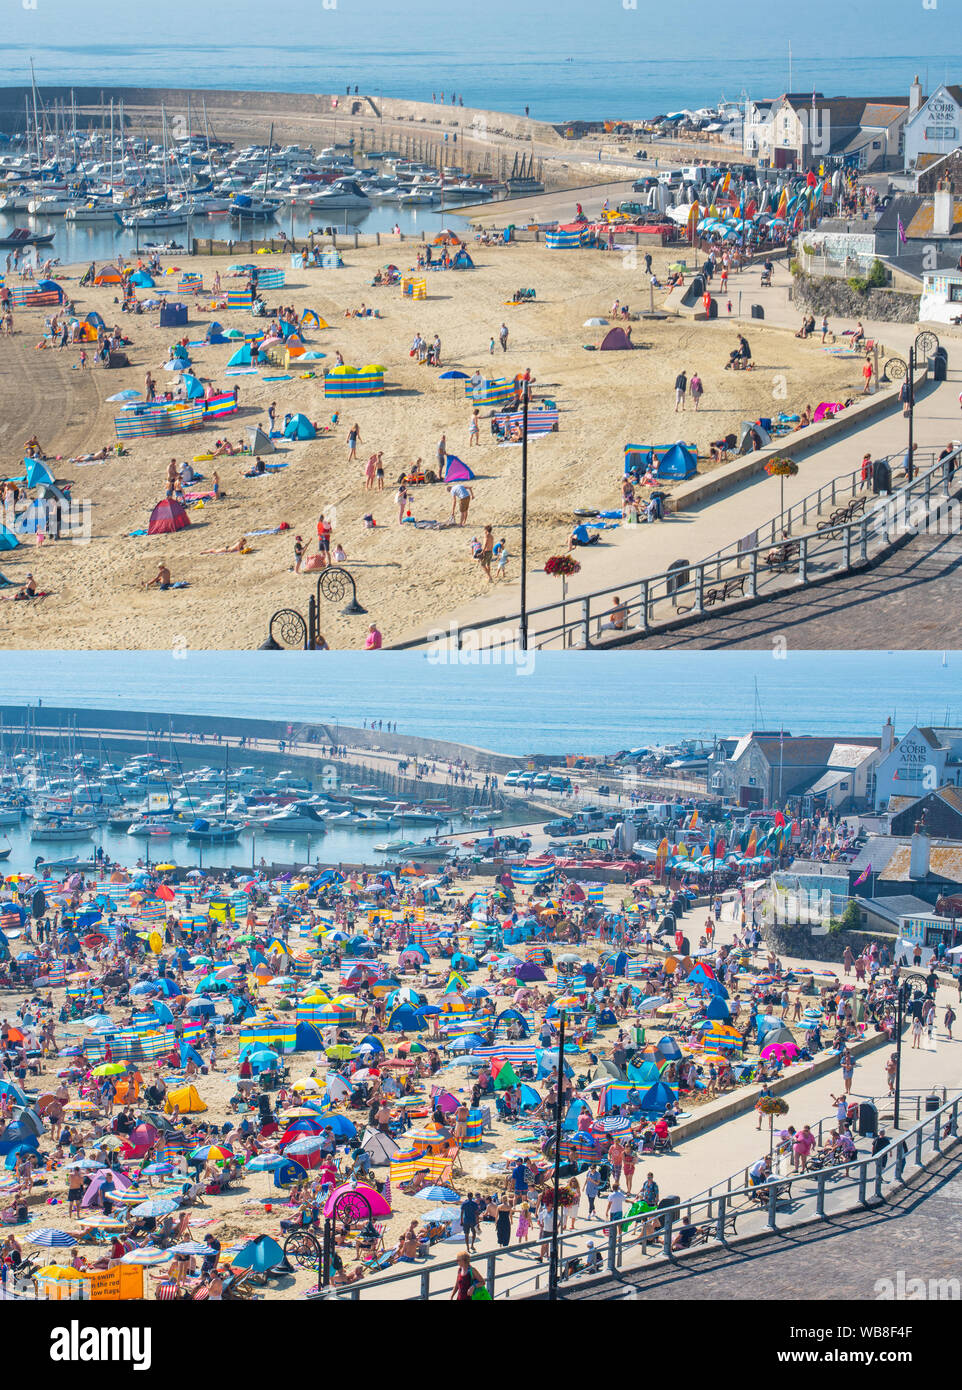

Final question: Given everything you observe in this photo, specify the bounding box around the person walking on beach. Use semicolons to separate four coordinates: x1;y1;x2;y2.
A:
316;512;332;565
347;422;362;461
479;525;494;581
499;322;509;352
469;409;480;446
674;369;687;411
364;453;376;490
689;372;703;410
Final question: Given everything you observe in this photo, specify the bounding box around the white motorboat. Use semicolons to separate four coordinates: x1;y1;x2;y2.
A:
259;805;329;833
306;178;371;210
30;819;97;841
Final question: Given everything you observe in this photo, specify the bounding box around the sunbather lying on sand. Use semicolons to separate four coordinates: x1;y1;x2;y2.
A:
202;537;251;555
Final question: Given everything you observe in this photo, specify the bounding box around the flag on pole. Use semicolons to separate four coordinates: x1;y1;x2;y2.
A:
897;215;907;245
853;864;872;887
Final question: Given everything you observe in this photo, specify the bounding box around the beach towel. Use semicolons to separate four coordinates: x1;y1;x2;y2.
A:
261;375;294;382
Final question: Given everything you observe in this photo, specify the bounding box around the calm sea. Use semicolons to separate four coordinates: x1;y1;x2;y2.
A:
0;30;957;124
0;650;959;755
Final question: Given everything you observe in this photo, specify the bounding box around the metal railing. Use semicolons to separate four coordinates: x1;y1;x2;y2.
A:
395;445;960;652
322;1089;958;1301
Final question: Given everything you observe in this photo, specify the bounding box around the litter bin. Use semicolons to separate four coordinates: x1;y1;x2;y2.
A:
751;303;765;319
857;1100;878;1136
929;346;948;381
706;297;718;319
925;1093;941;1113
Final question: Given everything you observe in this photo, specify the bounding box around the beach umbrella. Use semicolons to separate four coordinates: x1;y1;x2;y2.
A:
130;1198;178;1218
168;1241;213;1256
27;1229;77;1248
141;1162;174;1177
120;1246;168;1265
91;1062;126;1077
106;389;142;402
600;1116;632;1133
421;1206;459;1223
246;1154;286;1172
190;1143;233;1162
418;1184;461;1202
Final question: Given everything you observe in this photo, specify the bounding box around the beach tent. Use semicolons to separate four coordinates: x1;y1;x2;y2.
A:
164;1084;206;1115
443;456;474;482
25;458;54;488
361;1127;399;1165
85;311;105;330
738;421;771;453
283;414;316;440
147;498;190;534
705;994;732;1021
147;498;190;535
36;279;66;304
227;343;253;368
94;265;123;286
300;310;323;329
205;323;228;347
600;326;633;350
656;442;698;480
159;302;188;328
246;425;277;454
638;1080;678;1113
129;271;154;288
180;374;206;401
387;1004;424;1031
0;525;18;551
451;249;475;269
15;499;51;536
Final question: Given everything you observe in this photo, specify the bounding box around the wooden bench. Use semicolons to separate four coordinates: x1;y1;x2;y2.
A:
764;542;800;573
677;573;746;614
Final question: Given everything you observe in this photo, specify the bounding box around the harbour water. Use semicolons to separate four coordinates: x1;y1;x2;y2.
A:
0;204;470;269
0;650;959;754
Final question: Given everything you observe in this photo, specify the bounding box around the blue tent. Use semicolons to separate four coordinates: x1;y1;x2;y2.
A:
284;414;316;441
387;1005;424;1031
37;279;65;303
638;1080;678;1113
706;995;732;1022
0;526;17;551
130;271;154;287
25;458;54;488
687;965;717;986
702;979;730;1000
180;374;206;401
227;343;253;368
231;1235;286;1274
205;321;228;344
626;1060;662;1086
294;1020;324;1051
274;1159;308;1187
562;1097;591;1131
605;951;629;976
444;456;474;482
495;1009;529;1037
656;1036;683;1062
656;443;698;480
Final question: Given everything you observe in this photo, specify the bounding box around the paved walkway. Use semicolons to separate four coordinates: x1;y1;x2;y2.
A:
626;522;962;648
559;1145;962;1300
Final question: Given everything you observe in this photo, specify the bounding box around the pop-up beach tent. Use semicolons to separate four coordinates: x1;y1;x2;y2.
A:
600;326;633;350
283;414;316;440
227;343;253;368
656;442;697;479
25;458;54;488
443;456;474;481
147;498;190;535
205;321;228;344
246;425;277;454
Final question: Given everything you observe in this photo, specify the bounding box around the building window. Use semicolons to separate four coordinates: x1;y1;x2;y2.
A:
925;125;958;140
949;284;962;302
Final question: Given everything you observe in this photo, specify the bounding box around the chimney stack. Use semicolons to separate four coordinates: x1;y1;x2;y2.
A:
881;718;895;755
909;818;931;879
910;76;924;116
933;183;954;238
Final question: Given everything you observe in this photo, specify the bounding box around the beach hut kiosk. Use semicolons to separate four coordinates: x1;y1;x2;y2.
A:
323;364;385;399
402;276;427;300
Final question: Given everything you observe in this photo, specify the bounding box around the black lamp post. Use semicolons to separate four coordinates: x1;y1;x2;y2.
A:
261;568;366;649
547;1006;566;1299
906;346;915;482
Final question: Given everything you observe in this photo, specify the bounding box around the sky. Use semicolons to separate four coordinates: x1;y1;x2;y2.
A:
2;0;952;67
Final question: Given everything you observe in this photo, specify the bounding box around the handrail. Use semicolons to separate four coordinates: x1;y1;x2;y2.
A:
392;445;961;651
324;1088;960;1300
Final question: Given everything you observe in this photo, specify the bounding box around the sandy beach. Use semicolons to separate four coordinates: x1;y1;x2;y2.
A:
0;240;863;649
